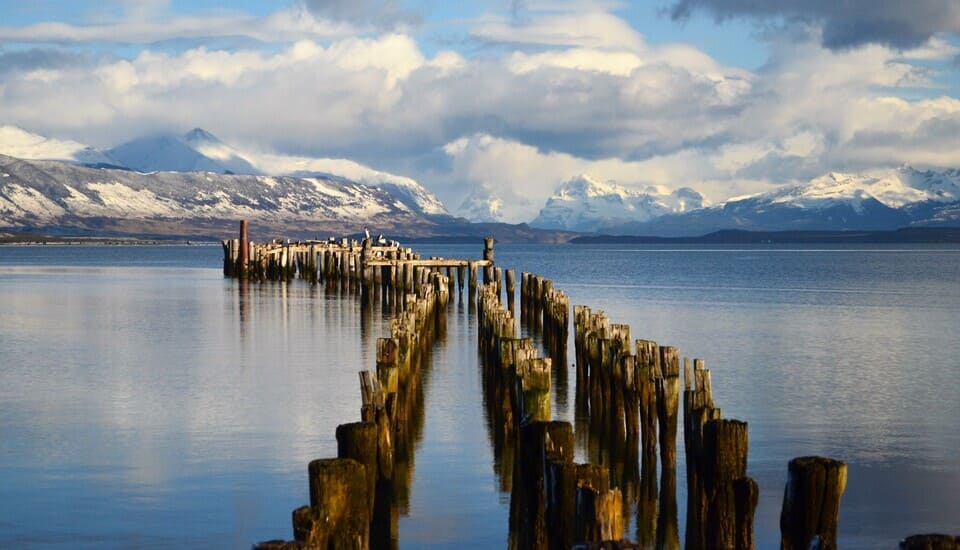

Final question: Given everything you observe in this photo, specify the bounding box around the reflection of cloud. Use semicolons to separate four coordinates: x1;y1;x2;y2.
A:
0;267;390;492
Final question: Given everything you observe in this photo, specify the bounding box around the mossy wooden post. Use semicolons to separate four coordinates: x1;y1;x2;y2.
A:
296;458;370;549
780;456;847;550
336;422;379;518
517;357;552;422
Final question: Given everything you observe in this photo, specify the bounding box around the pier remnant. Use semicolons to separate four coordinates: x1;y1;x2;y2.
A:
780;456;847;550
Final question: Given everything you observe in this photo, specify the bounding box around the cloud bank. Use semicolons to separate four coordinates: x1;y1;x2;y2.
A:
669;0;960;50
0;2;958;222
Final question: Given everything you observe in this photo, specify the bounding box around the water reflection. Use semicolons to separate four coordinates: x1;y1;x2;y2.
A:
3;244;960;548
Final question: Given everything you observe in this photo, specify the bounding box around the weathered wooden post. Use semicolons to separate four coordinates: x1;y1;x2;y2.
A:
517;357;552;422
702;418;756;550
468;261;478;305
295;458;370;549
483;237;495;285
505;269;516;315
780;456;847;550
336;422;379;517
657;346;681;474
576;486;624;544
238;220;249;277
512;421;574;550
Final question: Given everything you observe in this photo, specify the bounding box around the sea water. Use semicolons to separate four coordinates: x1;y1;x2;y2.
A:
1;243;958;548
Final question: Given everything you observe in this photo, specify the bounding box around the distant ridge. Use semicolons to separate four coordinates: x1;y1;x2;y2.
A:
569;227;960;244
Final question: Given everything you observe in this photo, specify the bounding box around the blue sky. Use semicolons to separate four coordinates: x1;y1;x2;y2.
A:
1;0;959;221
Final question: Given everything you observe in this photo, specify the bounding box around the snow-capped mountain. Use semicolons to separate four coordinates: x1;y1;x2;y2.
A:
457;189;505;223
0;125;118;167
181;128;262;175
106;128;448;216
745;167;960;211
254;153;448;216
530;174;705;232
621;166;960;236
0;154;430;237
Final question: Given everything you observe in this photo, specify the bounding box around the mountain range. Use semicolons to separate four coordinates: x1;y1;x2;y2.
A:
531;175;705;232
0;125;447;218
592;167;960;236
1;124;959;240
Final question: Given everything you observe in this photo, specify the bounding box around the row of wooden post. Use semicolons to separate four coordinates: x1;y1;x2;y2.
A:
254;255;454;549
477;281;628;549
520;273;570;370
572;304;857;550
223;231;492;315
224;220;957;549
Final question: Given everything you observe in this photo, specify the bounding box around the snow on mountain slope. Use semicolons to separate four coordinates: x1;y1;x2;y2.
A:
0;154;426;232
456;189;505;223
0;125;118;166
531;174;705;232
109;128;448;215
749;166;960;212
616;165;960;236
107;132;257;174
181;128;262;175
252;152;448;216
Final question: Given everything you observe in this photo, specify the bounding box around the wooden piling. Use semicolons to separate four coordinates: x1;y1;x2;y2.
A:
297;458;370;549
780;456;848;550
506;269;516;314
657;346;681;473
483;237;495;285
701;419;755;550
512;421;575;550
239;220;249;276
335;421;379;517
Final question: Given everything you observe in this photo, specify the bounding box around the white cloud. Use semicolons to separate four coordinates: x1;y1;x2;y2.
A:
472;10;646;51
0;3;958;223
0;4;358;45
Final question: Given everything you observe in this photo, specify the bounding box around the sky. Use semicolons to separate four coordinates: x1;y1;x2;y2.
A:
1;0;960;222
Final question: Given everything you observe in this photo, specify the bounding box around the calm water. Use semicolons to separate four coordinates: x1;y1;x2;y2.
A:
1;243;958;548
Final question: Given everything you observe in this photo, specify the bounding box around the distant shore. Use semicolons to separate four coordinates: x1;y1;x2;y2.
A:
569;227;960;244
0;232;215;246
4;225;960;245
